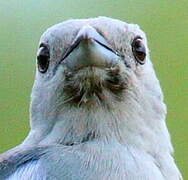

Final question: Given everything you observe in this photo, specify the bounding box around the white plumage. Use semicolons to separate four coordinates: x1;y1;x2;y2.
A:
0;17;182;180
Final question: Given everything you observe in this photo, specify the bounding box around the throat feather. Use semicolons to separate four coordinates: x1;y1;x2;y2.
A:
63;67;127;106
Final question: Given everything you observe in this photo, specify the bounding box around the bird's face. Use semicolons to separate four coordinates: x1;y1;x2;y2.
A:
31;17;165;126
28;17;166;145
32;17;157;108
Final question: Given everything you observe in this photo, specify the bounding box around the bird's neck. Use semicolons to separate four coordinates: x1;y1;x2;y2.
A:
23;93;172;155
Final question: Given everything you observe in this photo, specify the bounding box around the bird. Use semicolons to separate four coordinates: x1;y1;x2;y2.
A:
0;17;182;180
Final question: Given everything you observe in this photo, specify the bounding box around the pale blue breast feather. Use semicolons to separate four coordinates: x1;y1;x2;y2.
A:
6;160;46;180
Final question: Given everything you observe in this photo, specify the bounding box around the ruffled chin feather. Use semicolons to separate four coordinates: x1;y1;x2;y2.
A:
62;65;129;107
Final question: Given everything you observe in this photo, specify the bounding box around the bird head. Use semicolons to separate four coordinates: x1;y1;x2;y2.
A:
26;17;168;150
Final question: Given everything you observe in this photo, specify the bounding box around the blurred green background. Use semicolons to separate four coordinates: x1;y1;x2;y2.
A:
0;0;187;178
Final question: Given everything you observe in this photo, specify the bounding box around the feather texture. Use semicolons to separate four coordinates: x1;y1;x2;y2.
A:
0;17;182;179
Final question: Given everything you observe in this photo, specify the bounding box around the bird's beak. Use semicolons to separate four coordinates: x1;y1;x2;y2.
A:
61;25;120;70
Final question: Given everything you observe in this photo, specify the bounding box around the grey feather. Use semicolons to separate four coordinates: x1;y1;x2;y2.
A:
0;146;47;179
0;17;182;180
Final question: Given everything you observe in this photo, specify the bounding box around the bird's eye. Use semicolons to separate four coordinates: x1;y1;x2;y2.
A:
37;44;50;73
132;37;146;65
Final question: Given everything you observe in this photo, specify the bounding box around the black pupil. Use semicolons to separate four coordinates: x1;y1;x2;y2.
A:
135;40;141;48
132;38;146;64
37;47;50;73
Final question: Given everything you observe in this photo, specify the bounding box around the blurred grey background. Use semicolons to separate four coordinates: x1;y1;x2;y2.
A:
0;0;187;178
